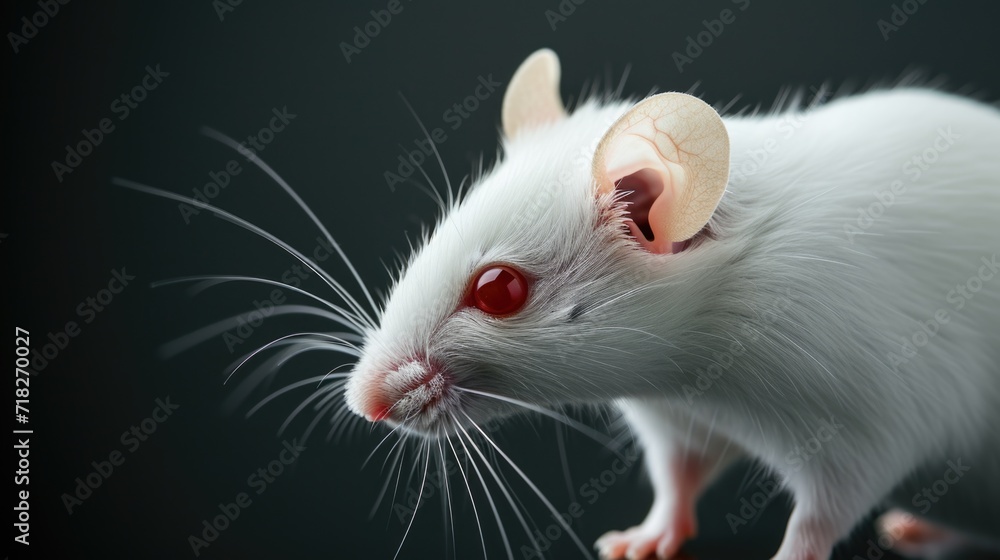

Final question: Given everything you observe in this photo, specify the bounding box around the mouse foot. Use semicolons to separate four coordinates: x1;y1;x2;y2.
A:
594;511;695;560
876;509;968;559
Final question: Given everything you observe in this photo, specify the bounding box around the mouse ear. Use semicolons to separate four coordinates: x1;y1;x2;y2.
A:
592;93;730;254
502;49;567;139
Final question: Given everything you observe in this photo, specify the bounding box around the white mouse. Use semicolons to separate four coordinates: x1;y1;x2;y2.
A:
111;47;998;558
336;48;1000;559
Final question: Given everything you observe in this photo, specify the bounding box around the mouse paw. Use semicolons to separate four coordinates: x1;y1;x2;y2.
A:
876;509;967;559
594;516;694;560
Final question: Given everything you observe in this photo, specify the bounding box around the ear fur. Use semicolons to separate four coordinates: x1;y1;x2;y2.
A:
501;49;567;138
593;93;730;254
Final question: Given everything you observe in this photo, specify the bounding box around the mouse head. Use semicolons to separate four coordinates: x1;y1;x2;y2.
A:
345;49;730;436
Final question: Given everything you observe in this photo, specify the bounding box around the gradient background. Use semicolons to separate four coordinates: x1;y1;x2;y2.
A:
6;1;1000;559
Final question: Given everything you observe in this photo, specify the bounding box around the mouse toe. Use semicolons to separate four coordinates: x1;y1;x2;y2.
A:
876;509;967;559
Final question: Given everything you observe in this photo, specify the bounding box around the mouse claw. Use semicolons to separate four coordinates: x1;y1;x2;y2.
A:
595;522;692;560
875;509;968;558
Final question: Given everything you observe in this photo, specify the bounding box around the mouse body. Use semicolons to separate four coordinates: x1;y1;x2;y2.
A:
343;50;1000;559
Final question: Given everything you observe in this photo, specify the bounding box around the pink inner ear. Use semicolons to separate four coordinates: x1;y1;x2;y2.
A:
614;168;689;255
616;169;662;244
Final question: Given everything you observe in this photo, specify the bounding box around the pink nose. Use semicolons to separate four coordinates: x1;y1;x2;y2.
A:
363;359;447;423
366;403;392;422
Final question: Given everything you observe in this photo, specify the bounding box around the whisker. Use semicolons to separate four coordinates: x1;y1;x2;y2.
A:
159;304;361;359
227;332;358;384
380;427;411;475
326;403;361;444
487;441;545;541
463;412;594;560
244;373;349;418
154;275;369;335
395;145;447;211
223;341;324;410
113;177;377;329
435;437;457;558
555;423;575;501
223;339;352;410
444;431;487;560
274;343;358;369
279;381;347;435
397;92;454;208
394;440;431;560
614;63;632;99
454;415;542;559
388;440;410;521
452;417;515;560
200;126;381;316
362;423;406;470
369;440;406;520
301;394;344;444
454;387;624;458
318;363;354;387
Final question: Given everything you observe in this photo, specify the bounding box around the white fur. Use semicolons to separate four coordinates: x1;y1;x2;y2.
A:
346;86;1000;556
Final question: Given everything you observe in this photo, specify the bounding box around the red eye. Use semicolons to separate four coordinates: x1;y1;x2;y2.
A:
469;265;529;316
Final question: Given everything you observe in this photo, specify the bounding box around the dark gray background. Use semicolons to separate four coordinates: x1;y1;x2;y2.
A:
7;1;999;559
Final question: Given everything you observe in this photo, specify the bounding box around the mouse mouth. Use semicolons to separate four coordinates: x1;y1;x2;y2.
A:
361;358;456;430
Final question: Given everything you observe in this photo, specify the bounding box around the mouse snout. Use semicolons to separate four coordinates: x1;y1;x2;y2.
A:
351;358;453;425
